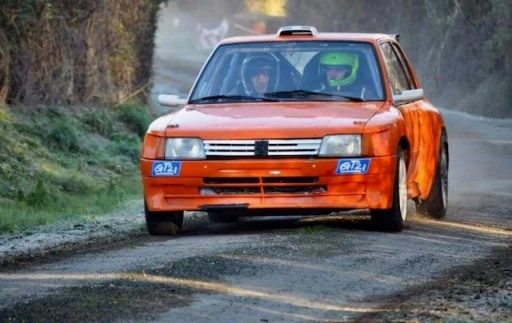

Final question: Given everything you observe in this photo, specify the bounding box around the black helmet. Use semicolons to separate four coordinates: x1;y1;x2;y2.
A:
241;54;279;95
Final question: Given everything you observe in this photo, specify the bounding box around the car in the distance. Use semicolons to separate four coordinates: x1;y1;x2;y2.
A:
140;25;449;235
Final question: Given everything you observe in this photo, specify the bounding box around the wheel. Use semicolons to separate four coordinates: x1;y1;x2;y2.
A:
371;146;408;232
416;133;449;219
144;200;184;235
207;211;239;223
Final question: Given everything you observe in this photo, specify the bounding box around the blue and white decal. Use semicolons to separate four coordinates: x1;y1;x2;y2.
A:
151;161;181;176
335;158;371;174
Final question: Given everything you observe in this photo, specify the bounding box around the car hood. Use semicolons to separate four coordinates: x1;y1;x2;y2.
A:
160;101;384;139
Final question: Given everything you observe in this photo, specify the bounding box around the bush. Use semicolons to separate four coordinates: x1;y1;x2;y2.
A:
82;109;116;137
55;175;96;194
47;121;81;152
111;131;142;162
26;178;50;208
117;103;153;137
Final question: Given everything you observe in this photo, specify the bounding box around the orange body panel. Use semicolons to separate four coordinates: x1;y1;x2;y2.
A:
398;99;444;199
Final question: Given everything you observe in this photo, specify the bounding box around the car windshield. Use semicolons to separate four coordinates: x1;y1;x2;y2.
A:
189;41;385;103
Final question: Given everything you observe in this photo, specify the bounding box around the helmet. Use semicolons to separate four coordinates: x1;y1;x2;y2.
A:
319;51;359;87
241;54;279;95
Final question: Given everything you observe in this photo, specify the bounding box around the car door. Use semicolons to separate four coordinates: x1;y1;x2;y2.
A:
379;41;439;200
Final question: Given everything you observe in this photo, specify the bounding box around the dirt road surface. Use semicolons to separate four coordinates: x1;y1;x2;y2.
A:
1;9;511;323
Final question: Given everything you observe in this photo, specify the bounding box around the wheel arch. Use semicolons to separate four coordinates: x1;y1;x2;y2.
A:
441;127;449;168
398;135;410;166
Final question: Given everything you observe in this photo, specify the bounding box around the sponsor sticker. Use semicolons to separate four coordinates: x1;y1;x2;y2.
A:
335;158;371;174
151;161;181;176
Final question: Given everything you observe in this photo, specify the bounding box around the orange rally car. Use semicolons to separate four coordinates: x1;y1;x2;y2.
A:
140;26;449;235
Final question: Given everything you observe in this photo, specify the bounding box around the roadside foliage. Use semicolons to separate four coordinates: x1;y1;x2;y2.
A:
0;0;164;106
0;104;152;233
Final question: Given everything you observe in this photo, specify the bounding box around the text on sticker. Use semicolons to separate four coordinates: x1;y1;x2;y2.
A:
336;158;370;174
152;161;181;176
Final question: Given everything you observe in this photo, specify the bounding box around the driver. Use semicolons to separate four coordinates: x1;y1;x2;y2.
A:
241;54;278;96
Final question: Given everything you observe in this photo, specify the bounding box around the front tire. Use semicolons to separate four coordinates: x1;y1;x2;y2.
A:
371;147;408;232
416;133;449;219
144;201;184;235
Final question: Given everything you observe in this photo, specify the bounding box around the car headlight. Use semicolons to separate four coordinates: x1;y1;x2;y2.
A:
319;135;361;156
165;137;205;159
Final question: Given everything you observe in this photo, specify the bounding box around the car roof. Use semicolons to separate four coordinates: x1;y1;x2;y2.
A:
219;31;396;46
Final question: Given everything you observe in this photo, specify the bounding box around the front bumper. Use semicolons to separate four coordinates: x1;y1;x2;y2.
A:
141;156;397;212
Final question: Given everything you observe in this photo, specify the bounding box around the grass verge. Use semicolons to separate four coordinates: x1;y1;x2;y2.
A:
0;103;153;234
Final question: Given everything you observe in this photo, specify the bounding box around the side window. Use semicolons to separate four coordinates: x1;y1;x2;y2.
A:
380;42;412;95
391;43;416;89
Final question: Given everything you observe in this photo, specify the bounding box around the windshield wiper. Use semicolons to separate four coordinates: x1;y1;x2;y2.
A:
188;95;279;104
265;90;365;102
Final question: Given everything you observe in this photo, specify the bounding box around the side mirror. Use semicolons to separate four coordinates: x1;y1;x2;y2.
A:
158;94;187;107
392;88;424;105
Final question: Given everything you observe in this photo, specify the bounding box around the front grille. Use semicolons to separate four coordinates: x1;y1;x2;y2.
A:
264;185;326;194
200;187;260;195
203;139;322;157
203;177;259;184
199;176;325;196
262;176;318;184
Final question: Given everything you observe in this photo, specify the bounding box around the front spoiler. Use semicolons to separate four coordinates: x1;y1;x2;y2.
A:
141;156;397;212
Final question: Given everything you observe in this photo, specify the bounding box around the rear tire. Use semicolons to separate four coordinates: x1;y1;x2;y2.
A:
416;133;449;219
144;201;184;235
371;147;407;232
207;211;239;223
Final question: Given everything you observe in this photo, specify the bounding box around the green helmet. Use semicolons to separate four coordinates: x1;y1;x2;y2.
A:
319;51;359;87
